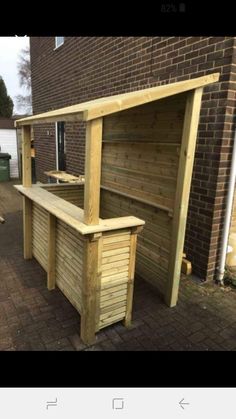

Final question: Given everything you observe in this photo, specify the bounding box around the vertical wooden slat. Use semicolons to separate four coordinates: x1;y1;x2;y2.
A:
123;226;141;327
22;125;32;187
95;235;103;332
47;213;56;290
165;88;203;307
84;118;103;225
23;196;32;259
81;233;101;344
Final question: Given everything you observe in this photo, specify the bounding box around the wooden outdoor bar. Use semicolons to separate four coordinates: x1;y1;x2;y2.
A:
15;73;219;344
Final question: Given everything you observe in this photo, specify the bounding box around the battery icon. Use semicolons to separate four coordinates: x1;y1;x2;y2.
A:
179;2;186;12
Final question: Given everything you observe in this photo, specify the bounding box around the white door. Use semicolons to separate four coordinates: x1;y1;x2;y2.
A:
0;129;19;178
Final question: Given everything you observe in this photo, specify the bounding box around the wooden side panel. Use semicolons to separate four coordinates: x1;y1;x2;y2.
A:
102;95;186;210
102;142;178;209
43;184;84;208
55;219;84;313
100;189;171;294
23;196;32;259
32;203;48;270
99;228;131;329
47;213;56;290
100;96;186;295
103;93;186;143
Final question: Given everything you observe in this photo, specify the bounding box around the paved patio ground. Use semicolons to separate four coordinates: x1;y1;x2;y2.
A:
0;181;236;351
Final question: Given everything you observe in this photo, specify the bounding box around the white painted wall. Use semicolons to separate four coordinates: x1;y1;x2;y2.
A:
0;129;19;178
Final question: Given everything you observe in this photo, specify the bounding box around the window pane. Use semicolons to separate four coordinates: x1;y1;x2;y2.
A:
55;37;64;48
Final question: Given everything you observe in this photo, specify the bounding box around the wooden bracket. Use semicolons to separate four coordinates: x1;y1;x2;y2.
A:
88;232;102;242
181;258;192;275
131;225;144;235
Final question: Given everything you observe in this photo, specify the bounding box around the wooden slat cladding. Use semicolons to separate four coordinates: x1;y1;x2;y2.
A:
43;184;84;208
99;229;131;328
103;94;186;143
100;189;171;295
55;219;84;312
101;96;186;210
32;203;48;270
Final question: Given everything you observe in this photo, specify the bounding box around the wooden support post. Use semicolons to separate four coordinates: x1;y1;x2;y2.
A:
80;233;102;344
165;88;203;307
22;125;32;187
23;196;32;259
22;125;32;259
84;118;103;225
123;227;138;327
47;213;56;290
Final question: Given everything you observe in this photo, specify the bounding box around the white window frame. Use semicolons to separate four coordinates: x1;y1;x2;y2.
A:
54;37;64;49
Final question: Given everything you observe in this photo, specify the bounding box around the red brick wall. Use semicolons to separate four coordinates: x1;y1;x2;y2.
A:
65;122;86;176
30;36;236;281
33;124;56;183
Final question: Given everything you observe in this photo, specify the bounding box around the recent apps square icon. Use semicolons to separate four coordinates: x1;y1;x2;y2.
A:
112;398;125;410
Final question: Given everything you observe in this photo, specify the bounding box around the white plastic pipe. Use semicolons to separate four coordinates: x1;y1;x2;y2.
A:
218;128;236;284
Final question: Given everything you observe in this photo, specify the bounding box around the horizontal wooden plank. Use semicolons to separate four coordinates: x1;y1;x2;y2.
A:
102;258;130;271
102;253;129;265
56;231;84;254
100;286;128;300
56;265;82;289
101;170;176;197
15;73;219;125
102;156;178;180
102;228;130;238
102;240;131;251
99;309;126;327
42;183;84;191
101;179;174;210
15;185;145;234
56;250;83;274
57;220;84;243
102;246;130;258
102;162;178;183
101;185;173;215
101;273;129;288
100;294;127;309
101;265;129;278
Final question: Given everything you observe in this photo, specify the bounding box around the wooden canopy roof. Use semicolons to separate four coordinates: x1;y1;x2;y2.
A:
15;73;219;127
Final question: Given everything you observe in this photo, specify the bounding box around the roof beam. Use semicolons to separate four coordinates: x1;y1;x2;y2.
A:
15;73;219;127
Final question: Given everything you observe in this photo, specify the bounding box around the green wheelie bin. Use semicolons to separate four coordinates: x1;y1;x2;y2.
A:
0;153;11;182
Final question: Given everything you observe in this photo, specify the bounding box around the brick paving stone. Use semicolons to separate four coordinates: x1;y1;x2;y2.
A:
1;181;236;350
39;329;56;345
58;345;76;351
44;338;72;350
69;333;87;351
